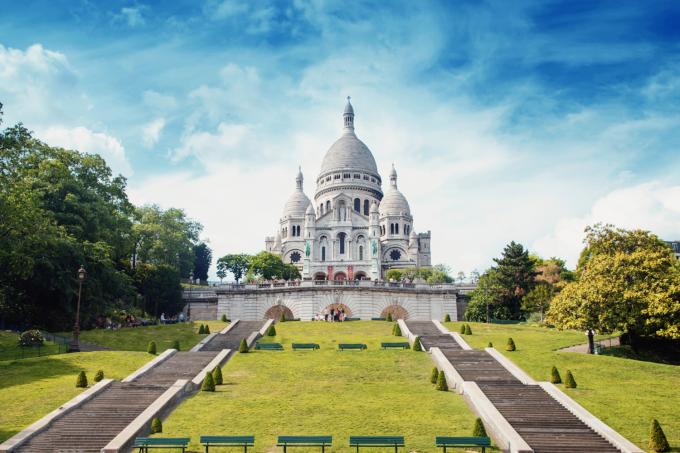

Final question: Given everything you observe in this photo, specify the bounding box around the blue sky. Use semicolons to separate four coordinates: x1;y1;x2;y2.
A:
2;0;680;277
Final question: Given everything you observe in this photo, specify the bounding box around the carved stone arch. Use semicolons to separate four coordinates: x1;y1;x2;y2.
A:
315;291;361;320
376;295;414;320
261;297;298;320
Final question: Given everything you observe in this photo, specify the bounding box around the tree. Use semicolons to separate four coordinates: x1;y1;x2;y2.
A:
465;269;504;322
547;224;680;344
134;263;183;318
493;242;537;319
649;419;670;452
472;418;487;437
201;372;215;391
456;271;466;283
192;242;212;283
216;253;251;283
281;263;301;281
216;266;226;283
386;268;403;282
427;264;454;284
469;269;481;284
522;281;554;322
249;251;286;280
435;370;448;391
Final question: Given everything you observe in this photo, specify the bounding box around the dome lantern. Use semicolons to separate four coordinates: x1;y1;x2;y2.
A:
343;96;354;131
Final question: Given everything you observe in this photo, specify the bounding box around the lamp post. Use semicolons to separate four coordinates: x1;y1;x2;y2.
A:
187;271;193;321
69;265;86;353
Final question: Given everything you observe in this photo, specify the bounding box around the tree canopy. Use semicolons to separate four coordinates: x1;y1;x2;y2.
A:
216;253;251;283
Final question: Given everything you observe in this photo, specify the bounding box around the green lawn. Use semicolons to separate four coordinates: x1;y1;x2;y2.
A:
56;320;227;352
0;331;67;361
0;351;151;442
445;321;680;451
158;321;485;452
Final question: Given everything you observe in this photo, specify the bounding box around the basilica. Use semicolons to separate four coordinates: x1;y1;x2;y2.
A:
265;98;432;280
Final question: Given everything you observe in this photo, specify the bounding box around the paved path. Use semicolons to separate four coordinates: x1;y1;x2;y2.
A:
16;321;267;452
406;321;622;453
559;337;620;353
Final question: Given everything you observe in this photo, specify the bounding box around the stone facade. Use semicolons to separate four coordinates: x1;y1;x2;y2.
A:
265;98;432;281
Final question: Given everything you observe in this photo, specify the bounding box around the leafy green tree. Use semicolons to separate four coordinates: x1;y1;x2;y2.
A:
249;251;285;280
216;253;251;283
493;242;537;319
427;264;454;284
281;263;301;281
386;268;403;281
522;281;554;322
192;242;212;283
134;263;182;318
466;269;504;322
547;224;680;344
216;266;227;283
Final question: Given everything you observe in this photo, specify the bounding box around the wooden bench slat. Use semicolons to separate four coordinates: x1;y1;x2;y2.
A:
349;435;405;445
381;342;410;349
200;435;255;443
338;343;367;350
255;342;284;350
277;435;332;443
435;436;490;446
292;343;320;350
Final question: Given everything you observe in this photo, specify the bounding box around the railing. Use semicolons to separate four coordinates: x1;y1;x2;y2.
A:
183;281;469;295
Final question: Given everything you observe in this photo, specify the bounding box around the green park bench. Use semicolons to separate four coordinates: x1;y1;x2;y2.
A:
338;343;367;351
255;342;284;351
345;317;360;321
277;435;332;452
200;435;254;452
381;342;410;349
435;436;491;452
133;437;190;452
292;343;320;350
371;317;386;321
349;435;405;453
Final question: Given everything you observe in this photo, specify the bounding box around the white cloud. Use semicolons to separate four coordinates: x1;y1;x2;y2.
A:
142;118;166;147
143;90;178;113
113;6;147;27
533;182;680;266
172;122;252;164
39;126;133;177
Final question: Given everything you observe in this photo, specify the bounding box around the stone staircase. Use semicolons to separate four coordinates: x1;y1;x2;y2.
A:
13;320;266;452
406;321;623;453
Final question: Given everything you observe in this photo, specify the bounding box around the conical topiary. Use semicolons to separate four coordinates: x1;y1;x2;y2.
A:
93;370;104;382
649;419;670;452
393;323;402;336
198;324;205;334
171;340;180;351
472;418;487;437
239;338;249;353
435;370;448;391
506;338;516;351
444;314;451;322
201;372;215;392
147;341;157;354
412;336;423;352
550;366;562;384
266;324;276;336
430;367;439;384
386;313;393;322
460;324;466;334
221;314;227;322
465;324;472;335
564;370;577;388
76;371;88;388
204;325;210;334
212;365;223;385
279;312;286;322
487;342;493;348
150;417;162;434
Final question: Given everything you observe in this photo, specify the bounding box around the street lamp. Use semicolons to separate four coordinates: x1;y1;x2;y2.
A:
187;270;194;321
69;265;86;353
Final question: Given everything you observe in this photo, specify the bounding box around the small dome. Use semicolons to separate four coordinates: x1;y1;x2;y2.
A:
306;204;315;215
282;169;311;218
379;187;411;217
370;200;379;213
344;97;354;115
320;133;378;174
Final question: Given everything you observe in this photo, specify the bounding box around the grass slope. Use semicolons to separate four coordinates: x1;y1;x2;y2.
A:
0;351;150;442
159;321;482;452
57;320;227;351
0;332;66;361
446;321;679;451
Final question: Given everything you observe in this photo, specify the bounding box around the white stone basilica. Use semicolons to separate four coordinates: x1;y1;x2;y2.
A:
265;98;432;280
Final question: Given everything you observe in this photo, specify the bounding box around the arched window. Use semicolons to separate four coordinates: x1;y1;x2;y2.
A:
338;200;346;221
364;199;369;215
321;246;326;261
320;204;323;215
354;198;360;212
395;223;399;234
359;245;363;260
326;200;330;212
338;232;346;254
390;223;395;234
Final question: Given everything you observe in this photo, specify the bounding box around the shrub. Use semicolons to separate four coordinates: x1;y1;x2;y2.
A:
472;418;487;437
386;313;393;322
171;340;180;351
147;341;157;355
430;367;439;384
239;338;249;353
435;370;448;391
459;324;466;334
150;417;162;434
550;366;562;384
487;342;493;348
198;324;205;334
212;366;223;385
649;419;670;452
506;338;516;351
464;324;472;335
76;371;88;388
412;336;423;352
564;370;577;388
201;372;216;391
279;312;286;322
221;314;227;322
93;370;104;382
444;314;451;322
204;325;210;334
392;323;402;336
19;330;44;347
266;324;277;336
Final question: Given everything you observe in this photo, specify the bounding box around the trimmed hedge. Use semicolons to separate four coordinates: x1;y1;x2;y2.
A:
221;314;227;322
147;341;157;355
564;370;577;388
550;366;562;384
430;367;439;384
171;340;180;351
198;324;205;334
506;338;516;351
212;366;223;385
279;313;286;322
472;418;487;437
392;323;402;336
76;371;88;388
239;338;249;353
386;313;393;322
266;324;277;336
649;419;670;452
444;313;451;322
150;417;162;434
487;342;493;348
201;372;216;392
464;324;472;335
204;325;210;334
435;370;448;391
93;370;104;382
412;335;423;352
460;324;466;334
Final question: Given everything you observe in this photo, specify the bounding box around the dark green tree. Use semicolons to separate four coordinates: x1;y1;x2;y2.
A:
266;324;276;336
192;242;212;283
249;251;286;280
150;417;162;434
506;338;516;351
134;263;182;318
472;418;487;437
386;313;393;322
239;338;249;353
412;336;423;351
649;419;670;452
216;254;251;283
147;341;157;354
201;372;215;391
212;366;223;385
94;370;104;382
430;367;439;384
435;370;448;391
465;269;505;322
564;370;577;388
76;371;88;388
444;314;451;322
493;241;537;319
550;366;562;384
393;323;402;336
464;324;472;335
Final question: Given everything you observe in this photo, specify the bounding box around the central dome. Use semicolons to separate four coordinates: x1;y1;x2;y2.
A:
319;132;378;175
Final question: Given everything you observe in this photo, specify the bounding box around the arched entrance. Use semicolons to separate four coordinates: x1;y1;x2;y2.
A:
322;303;352;321
380;304;409;320
354;271;367;280
334;272;347;281
264;305;294;321
313;272;327;280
